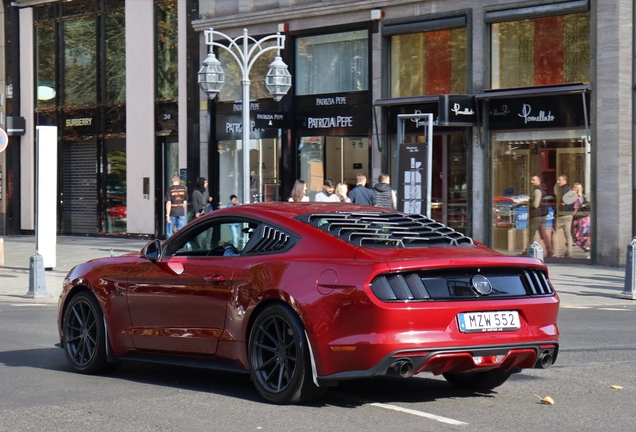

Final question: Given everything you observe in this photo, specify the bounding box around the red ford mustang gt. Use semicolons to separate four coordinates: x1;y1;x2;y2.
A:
58;202;559;404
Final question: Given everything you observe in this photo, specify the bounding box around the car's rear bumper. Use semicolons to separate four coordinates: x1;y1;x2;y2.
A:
316;341;558;384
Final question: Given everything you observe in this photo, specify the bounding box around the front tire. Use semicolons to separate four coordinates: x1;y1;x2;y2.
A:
248;304;323;404
62;291;117;374
443;369;512;391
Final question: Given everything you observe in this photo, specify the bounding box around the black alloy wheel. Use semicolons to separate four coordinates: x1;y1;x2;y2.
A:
63;291;115;374
248;304;323;404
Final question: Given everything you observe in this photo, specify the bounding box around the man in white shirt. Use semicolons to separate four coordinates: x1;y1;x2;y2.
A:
314;179;340;202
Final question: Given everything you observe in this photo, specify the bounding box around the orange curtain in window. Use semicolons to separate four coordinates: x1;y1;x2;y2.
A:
534;16;564;85
425;30;451;94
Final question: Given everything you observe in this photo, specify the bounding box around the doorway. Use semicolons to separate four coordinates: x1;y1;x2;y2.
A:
390;132;467;231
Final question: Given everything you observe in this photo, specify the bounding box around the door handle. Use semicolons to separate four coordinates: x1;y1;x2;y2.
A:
205;275;226;283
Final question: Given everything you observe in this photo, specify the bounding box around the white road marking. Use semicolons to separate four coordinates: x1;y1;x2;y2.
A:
369;402;468;426
10;303;51;307
560;306;592;309
598;308;633;311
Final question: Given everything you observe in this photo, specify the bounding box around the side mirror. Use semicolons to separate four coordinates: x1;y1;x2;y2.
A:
141;239;162;262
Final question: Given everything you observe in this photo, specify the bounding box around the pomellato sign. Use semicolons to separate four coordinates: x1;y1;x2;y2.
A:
489;94;589;130
438;95;477;126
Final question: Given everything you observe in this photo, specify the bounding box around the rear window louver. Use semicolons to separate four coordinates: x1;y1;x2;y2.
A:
296;211;473;248
522;269;554;295
371;268;554;302
243;225;296;254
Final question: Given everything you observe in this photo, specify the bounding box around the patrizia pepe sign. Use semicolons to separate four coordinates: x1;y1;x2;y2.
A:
489;94;588;130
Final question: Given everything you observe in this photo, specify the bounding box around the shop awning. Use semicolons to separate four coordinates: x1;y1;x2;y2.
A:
475;83;591;100
374;96;439;106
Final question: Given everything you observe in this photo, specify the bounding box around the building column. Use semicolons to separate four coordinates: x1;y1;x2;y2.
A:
593;0;633;266
125;1;155;235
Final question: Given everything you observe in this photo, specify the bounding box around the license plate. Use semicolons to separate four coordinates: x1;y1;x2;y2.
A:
457;311;520;333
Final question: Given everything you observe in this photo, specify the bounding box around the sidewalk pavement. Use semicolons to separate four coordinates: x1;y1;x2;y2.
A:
0;235;633;309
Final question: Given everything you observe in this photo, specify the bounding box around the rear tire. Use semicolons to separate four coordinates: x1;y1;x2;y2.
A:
248;304;324;404
443;369;512;391
62;292;119;374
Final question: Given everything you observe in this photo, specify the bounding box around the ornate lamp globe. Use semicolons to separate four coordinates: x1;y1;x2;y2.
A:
265;56;292;101
198;50;225;99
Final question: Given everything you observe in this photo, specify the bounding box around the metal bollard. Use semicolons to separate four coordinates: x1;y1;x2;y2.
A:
0;237;4;266
25;252;51;299
619;237;636;300
528;240;544;261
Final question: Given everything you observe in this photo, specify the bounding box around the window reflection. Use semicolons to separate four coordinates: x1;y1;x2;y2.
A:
217;40;276;102
63;18;97;106
104;139;127;234
36;21;56;108
105;12;126;103
391;28;467;97
491;13;590;89
217;138;280;205
296;30;368;96
156;3;178;101
491;132;591;259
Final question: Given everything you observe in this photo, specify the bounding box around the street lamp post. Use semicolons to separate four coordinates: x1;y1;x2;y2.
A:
198;28;292;205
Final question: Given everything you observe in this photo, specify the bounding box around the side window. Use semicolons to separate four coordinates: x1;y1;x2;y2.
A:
221;221;258;254
172;223;216;257
169;220;258;257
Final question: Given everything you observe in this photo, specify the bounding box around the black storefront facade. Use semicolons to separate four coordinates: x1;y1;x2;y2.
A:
211;99;285;207
293;92;371;200
209;92;372;205
477;83;592;260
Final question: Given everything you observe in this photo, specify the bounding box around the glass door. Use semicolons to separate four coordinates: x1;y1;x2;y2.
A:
218;138;280;206
389;132;467;230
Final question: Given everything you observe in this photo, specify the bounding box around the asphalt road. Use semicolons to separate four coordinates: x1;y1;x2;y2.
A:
1;303;635;432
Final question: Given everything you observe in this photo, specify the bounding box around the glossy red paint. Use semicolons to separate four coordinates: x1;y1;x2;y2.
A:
58;202;560;402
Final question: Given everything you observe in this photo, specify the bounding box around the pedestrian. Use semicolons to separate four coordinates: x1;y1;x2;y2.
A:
314;179;340;202
336;183;351;203
553;174;575;258
572;182;591;253
528;174;553;257
165;173;187;239
191;177;211;219
226;194;240;247
372;173;396;209
288;179;309;202
348;173;376;206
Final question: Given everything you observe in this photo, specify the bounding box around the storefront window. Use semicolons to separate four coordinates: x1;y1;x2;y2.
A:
36;21;56;109
156;2;178;100
104;139;127;234
63;18;97;106
491;13;590;89
296;30;368;95
491;131;591;259
105;12;126;103
391;27;467;97
217;138;281;205
299;136;368;200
